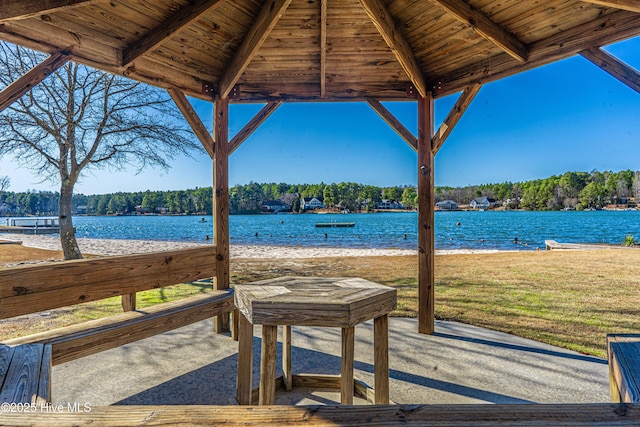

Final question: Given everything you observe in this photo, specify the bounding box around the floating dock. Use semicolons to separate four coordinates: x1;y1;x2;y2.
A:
315;222;355;228
0;217;61;234
544;240;634;251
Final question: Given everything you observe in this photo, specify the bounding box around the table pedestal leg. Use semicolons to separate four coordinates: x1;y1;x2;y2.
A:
259;325;278;405
236;313;253;405
283;325;293;391
341;326;355;404
374;314;390;404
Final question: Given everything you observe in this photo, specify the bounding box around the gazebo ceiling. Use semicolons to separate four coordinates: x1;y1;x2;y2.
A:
0;0;639;102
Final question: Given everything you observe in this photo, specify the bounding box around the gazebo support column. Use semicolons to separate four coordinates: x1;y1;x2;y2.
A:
417;94;435;334
213;96;230;333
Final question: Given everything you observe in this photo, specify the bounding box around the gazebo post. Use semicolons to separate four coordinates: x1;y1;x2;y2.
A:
213;95;230;333
417;94;435;334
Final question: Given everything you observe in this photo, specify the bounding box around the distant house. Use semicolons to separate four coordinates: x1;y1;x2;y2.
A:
377;199;404;210
302;197;324;210
436;200;458;211
75;205;88;215
0;202;17;215
470;197;499;210
261;200;290;213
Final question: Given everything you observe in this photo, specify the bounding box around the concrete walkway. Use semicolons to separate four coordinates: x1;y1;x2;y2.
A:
52;318;609;406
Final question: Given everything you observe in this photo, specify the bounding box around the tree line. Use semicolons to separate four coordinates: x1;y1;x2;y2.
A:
2;169;639;216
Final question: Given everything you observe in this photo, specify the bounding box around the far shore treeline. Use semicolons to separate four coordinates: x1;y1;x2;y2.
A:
1;170;639;216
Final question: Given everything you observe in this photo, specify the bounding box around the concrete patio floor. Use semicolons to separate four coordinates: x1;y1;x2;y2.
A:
52;318;609;406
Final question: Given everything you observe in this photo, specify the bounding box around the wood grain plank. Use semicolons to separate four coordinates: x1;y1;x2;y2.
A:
213;96;230;334
0;51;70;113
259;325;278;405
580;47;640;94
428;0;528;61
282;325;292;391
122;0;225;65
1;404;640;425
358;0;428;98
0;344;43;403
366;98;417;150
581;0;640;12
607;334;640;402
229;101;282;155
341;326;355;405
168;88;215;158
418;95;435;335
6;291;234;365
0;0;101;22
121;293;137;312
373;314;389;404
35;344;52;405
236;312;253;405
432;83;482;154
218;0;293;98
0;345;16;391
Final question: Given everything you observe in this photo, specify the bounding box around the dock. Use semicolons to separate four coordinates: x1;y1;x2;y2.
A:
0;217;61;234
544;240;635;251
315;222;355;228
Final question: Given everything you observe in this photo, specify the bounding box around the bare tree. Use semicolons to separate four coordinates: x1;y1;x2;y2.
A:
0;43;202;259
0;175;9;193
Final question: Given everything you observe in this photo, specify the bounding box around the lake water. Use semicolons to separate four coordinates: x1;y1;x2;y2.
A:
70;211;640;252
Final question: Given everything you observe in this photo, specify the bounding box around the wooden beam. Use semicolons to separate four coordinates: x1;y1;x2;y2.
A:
122;0;225;66
0;51;70;113
168;88;215;159
213;96;230;334
359;0;428;98
320;0;327;98
218;0;292;98
432;10;640;97
366;98;417;151
0;0;100;22
580;47;640;94
428;0;527;62
229;101;282;155
432;83;482;154
581;0;640;13
417;94;435;335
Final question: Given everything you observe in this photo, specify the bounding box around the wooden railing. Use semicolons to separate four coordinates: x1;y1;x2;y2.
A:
0;246;217;318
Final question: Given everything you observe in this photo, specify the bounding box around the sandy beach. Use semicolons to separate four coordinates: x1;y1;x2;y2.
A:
0;234;501;258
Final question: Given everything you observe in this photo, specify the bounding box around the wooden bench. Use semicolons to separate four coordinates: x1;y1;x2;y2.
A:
607;334;640;402
0;344;51;404
0;247;235;402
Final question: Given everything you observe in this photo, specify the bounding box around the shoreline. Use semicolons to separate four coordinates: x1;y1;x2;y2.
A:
0;234;506;258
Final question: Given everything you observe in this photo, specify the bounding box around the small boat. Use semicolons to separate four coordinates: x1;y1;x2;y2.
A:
315;222;355;228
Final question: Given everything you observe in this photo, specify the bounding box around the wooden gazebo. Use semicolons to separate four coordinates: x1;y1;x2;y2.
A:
1;0;639;334
1;1;640;424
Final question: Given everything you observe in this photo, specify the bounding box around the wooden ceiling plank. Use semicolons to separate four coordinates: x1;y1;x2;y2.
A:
320;0;327;98
428;0;528;62
167;88;215;159
432;83;482;154
433;10;640;97
580;47;640;93
580;0;640;13
0;51;70;112
123;0;226;66
0;0;101;22
359;0;428;98
229;101;282;155
365;98;417;151
218;0;293;99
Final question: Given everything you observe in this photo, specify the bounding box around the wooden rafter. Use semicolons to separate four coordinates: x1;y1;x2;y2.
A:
432;10;640;97
366;99;417;151
432;83;482;154
581;0;640;13
359;0;428;98
167;88;215;159
229;102;282;155
580;47;640;94
218;0;292;99
122;0;225;66
0;0;100;22
0;51;70;112
428;0;527;62
320;0;327;98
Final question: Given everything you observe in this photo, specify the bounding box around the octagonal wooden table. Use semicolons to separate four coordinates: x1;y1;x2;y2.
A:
234;276;397;405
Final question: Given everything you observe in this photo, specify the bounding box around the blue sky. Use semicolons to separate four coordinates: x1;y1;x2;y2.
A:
1;37;639;195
